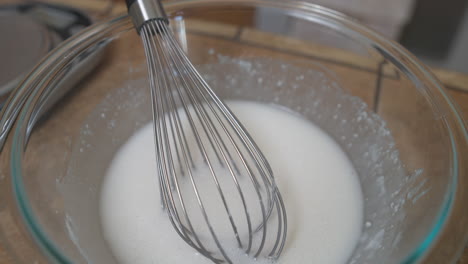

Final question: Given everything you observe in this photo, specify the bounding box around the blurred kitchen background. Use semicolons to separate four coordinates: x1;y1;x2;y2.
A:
1;0;468;74
341;0;468;74
257;0;468;73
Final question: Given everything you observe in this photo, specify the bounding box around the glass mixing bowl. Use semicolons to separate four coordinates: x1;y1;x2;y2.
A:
0;0;467;263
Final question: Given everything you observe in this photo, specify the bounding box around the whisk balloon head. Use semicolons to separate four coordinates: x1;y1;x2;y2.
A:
128;1;288;262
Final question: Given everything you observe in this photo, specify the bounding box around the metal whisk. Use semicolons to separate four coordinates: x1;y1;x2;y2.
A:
126;0;287;262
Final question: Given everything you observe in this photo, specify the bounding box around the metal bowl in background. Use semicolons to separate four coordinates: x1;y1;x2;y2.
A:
0;3;97;108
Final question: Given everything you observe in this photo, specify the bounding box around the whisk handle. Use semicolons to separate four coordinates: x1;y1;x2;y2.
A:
126;0;168;33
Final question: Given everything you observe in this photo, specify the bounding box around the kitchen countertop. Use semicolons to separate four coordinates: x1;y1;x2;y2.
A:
0;0;467;263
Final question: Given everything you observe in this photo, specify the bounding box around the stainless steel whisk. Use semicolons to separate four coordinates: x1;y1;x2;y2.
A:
126;0;287;262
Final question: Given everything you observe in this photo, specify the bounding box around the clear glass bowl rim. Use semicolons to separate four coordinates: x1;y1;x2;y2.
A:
7;0;468;263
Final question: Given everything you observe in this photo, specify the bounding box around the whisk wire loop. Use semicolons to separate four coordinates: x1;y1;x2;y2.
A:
140;18;287;263
142;24;215;260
